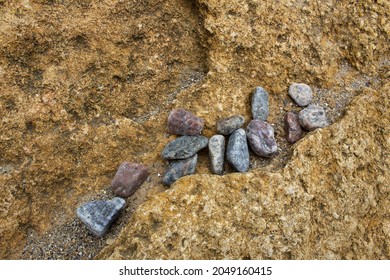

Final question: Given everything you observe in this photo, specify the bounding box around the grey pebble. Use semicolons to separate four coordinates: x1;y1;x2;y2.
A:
288;83;313;106
247;119;277;157
217;115;245;135
226;128;249;172
76;197;126;237
163;154;198;186
251;87;269;121
208;135;225;175
162;136;208;160
298;104;329;131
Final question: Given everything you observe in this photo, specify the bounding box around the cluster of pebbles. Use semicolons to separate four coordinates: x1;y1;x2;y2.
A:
76;83;329;237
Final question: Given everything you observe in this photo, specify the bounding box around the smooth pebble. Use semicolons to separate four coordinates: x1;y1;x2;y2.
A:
208;135;225;175
217;115;245;135
167;108;204;136
298;104;329;131
162;154;198;186
162;136;208;160
226;128;249;172
247;119;277;157
284;112;303;143
251;87;269;121
288;83;313;107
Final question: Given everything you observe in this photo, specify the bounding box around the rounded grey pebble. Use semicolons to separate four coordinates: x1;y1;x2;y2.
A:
298;104;329;131
76;197;126;237
251;87;269;121
226;128;249;172
217;115;245;135
208;135;225;175
163;154;198;186
288;83;313;107
162;136;208;160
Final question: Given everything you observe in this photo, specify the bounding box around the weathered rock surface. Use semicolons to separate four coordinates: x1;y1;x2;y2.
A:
217;115;245;135
285;112;303;143
208;135;225;175
226;129;249;172
110;162;149;198
246;120;277;157
162;154;198;186
77;198;125;237
162;136;208;160
251;87;269;121
98;85;390;260
167;108;205;136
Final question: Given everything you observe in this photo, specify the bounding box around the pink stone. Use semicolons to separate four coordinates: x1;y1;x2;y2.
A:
284;112;303;143
110;162;149;198
167;108;204;136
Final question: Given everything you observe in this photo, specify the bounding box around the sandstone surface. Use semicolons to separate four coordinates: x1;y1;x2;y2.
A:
0;0;389;259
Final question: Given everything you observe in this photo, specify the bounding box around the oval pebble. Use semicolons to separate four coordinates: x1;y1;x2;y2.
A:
162;154;198;186
288;83;313;107
208;135;225;175
110;162;149;198
284;112;303;143
298;104;329;131
167;108;204;136
162;136;208;160
251;87;269;121
247;119;277;157
217;115;245;135
226;128;249;172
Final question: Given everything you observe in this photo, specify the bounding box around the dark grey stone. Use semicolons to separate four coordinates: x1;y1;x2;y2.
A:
251;87;269;121
76;197;126;237
162;136;208;160
247;119;277;157
208;135;225;175
288;83;313;106
226;128;249;172
217;115;245;135
298;104;329;131
163;154;198;186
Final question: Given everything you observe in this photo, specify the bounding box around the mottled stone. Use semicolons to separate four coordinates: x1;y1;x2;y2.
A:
110;162;149;198
208;135;225;175
226;128;249;172
251;87;269;121
298;105;329;131
284;112;303;143
217;115;245;135
247;120;277;157
162;136;208;160
162;154;198;186
77;197;125;237
167;108;204;136
288;83;313;106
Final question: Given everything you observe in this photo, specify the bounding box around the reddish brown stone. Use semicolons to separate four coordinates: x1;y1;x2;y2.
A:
167;108;204;136
110;162;149;198
285;112;303;143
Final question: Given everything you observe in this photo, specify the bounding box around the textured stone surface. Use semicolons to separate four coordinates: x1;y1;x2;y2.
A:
167;108;205;136
247;120;278;157
285;112;303;143
162;154;198;186
226;129;249;172
110;162;149;198
288;83;313;107
217;115;245;135
251;87;269;121
0;0;389;259
208;135;225;175
162;136;208;160
77;198;125;237
299;105;329;131
98;85;390;260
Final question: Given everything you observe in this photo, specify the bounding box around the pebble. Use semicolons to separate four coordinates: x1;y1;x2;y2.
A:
284;112;303;143
208;135;225;175
110;162;149;198
162;154;198;186
167;108;204;135
246;119;278;157
298;104;329;131
251;87;269;120
288;83;313;106
216;115;245;135
76;197;125;237
226;128;249;172
162;135;208;160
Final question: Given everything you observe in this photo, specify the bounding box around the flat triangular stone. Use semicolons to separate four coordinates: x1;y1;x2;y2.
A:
76;197;126;237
